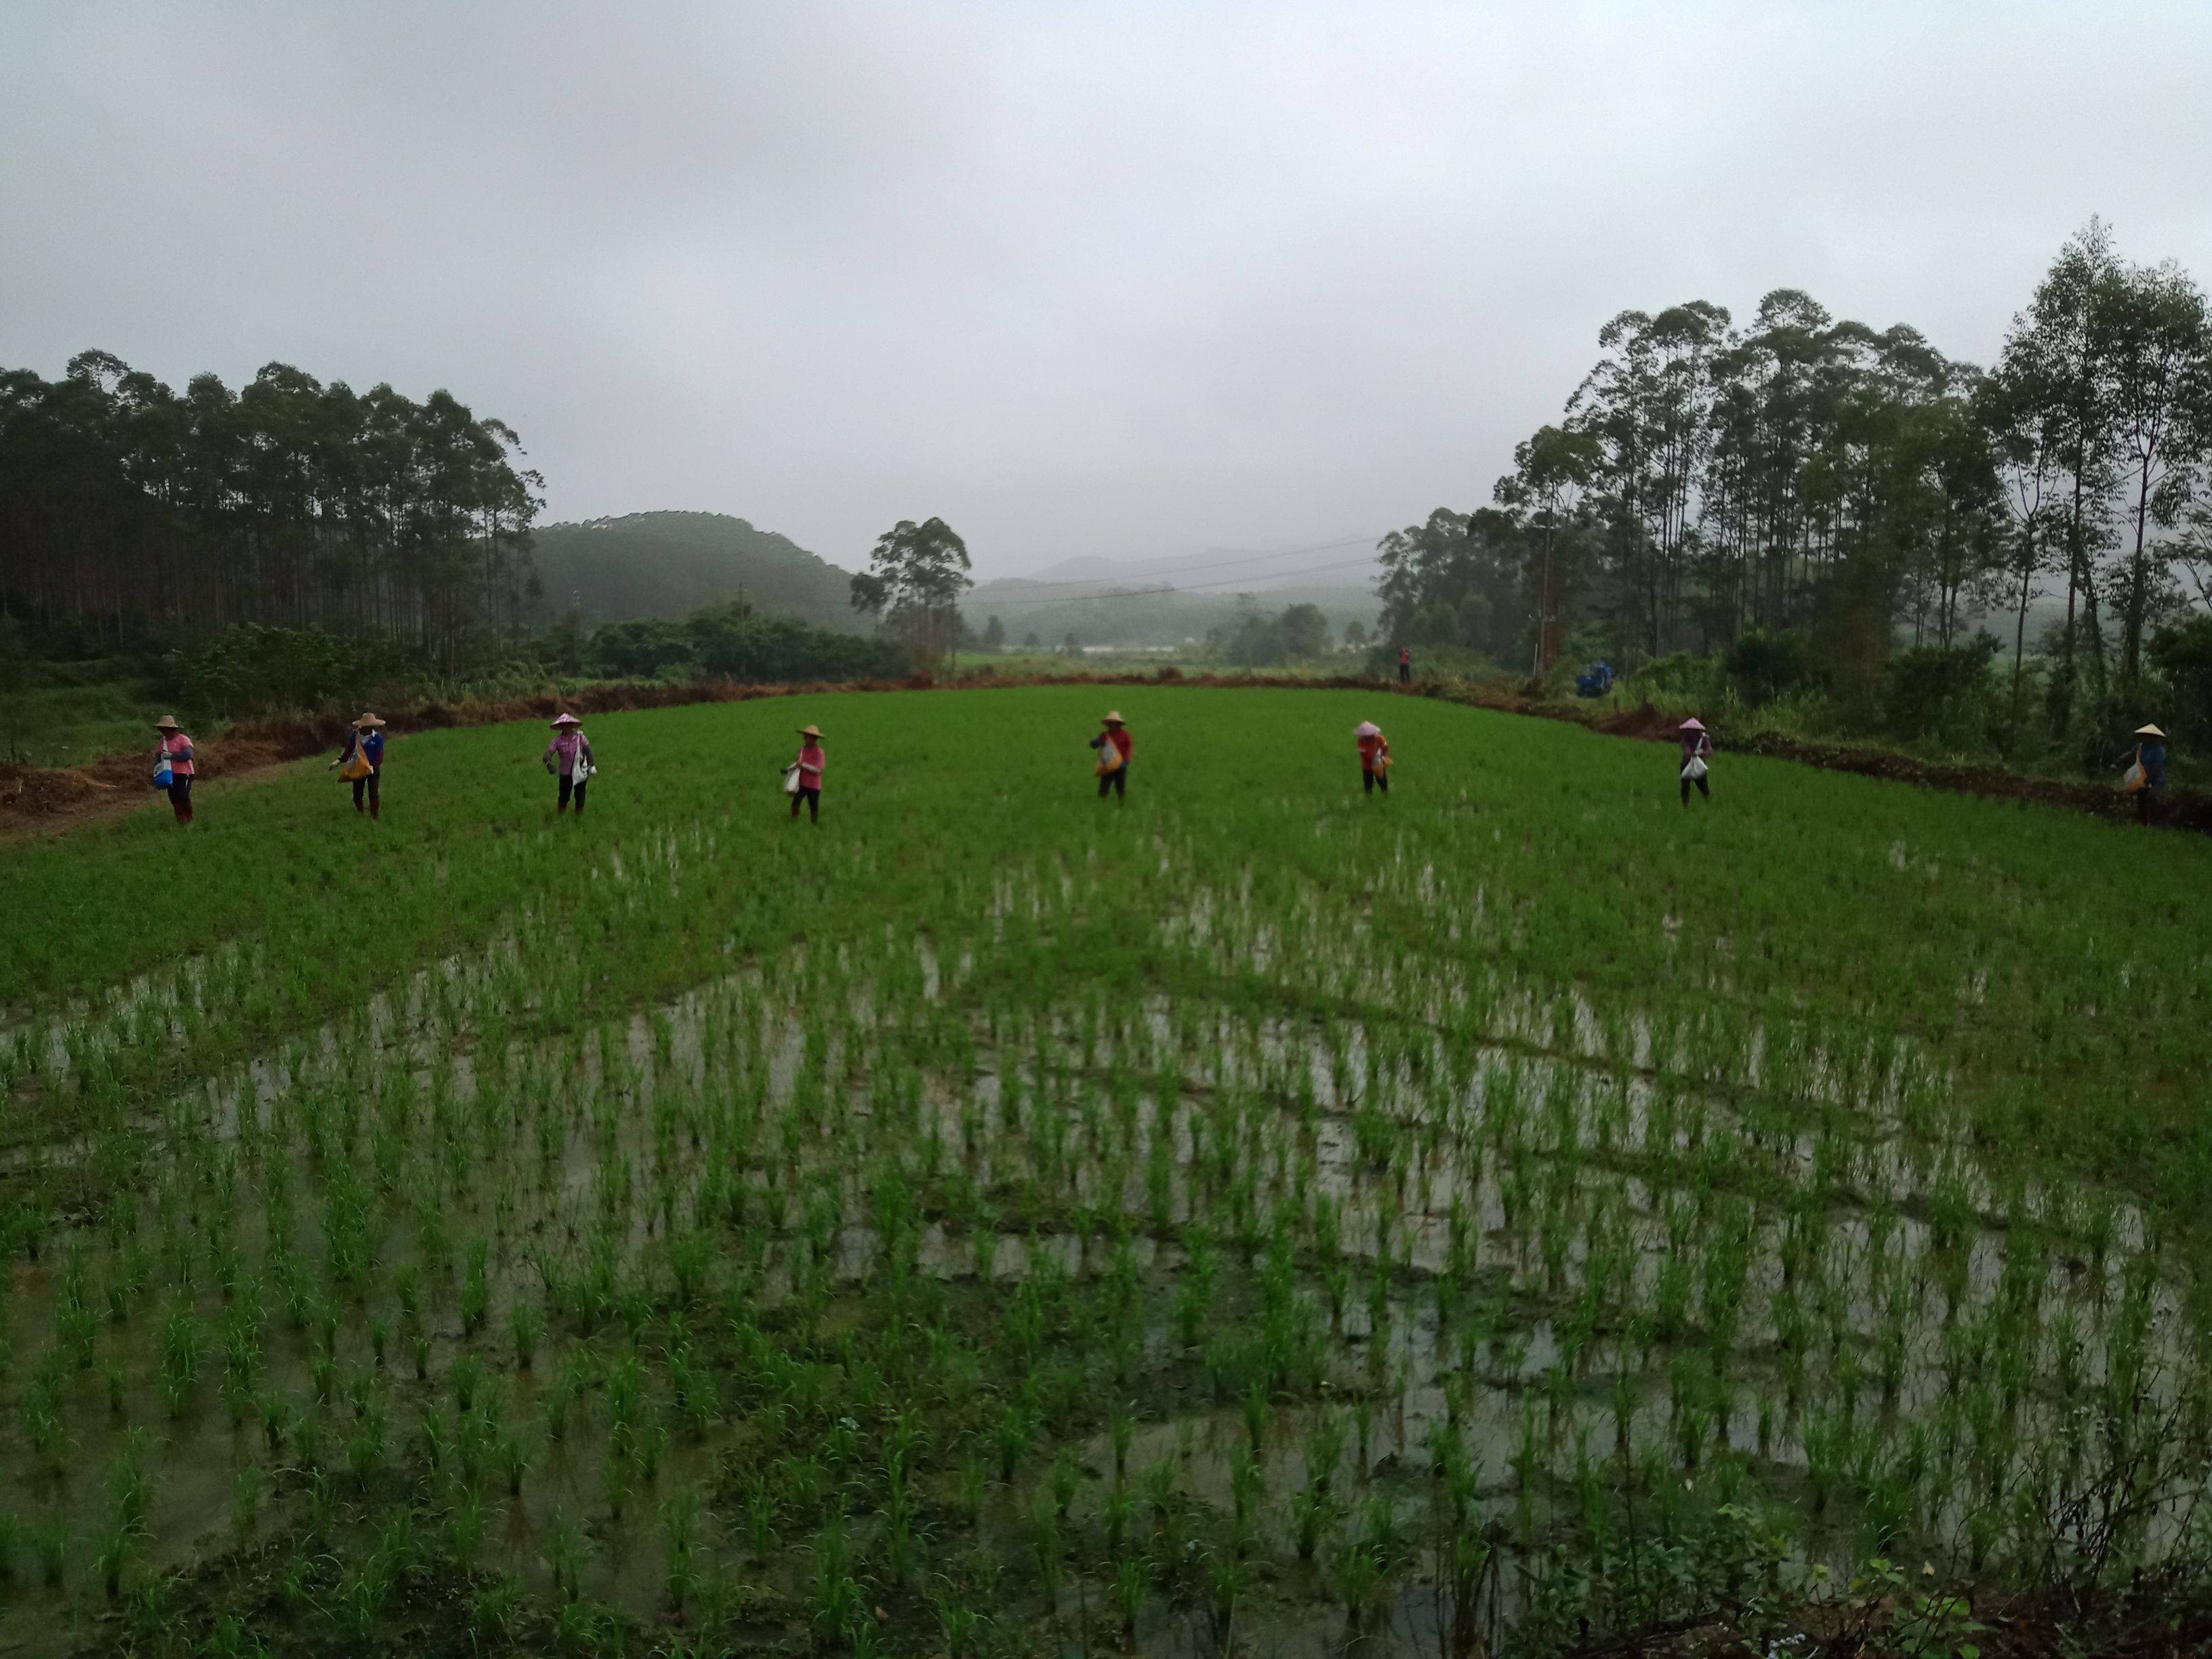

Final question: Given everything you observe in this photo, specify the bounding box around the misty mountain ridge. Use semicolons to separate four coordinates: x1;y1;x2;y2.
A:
983;537;1381;596
525;511;1386;647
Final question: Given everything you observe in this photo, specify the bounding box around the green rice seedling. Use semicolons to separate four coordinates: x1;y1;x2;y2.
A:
1239;1380;1271;1453
1227;1441;1265;1541
1334;1538;1381;1635
995;1399;1033;1483
231;1460;264;1551
345;1398;388;1485
449;1485;486;1572
449;1351;485;1418
102;1356;131;1420
741;1474;778;1555
545;1508;588;1604
662;1483;705;1611
1028;1488;1065;1626
159;1300;202;1416
809;1511;864;1645
634;1409;670;1483
30;1517;68;1588
956;1450;988;1526
1048;1448;1082;1524
94;1515;146;1601
108;1427;157;1532
1107;1399;1135;1477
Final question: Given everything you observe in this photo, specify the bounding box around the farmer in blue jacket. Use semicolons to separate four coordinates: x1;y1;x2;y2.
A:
330;713;387;819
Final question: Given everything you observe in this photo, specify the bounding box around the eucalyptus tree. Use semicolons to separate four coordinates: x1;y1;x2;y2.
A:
1998;221;2123;734
848;516;972;669
2100;257;2211;691
1374;508;1530;663
0;350;543;662
1494;424;1599;676
1929;393;2007;648
1979;356;2066;718
1703;290;1843;635
1568;302;1729;656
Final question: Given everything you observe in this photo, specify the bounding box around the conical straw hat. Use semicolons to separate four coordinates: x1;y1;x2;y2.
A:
2135;724;2167;738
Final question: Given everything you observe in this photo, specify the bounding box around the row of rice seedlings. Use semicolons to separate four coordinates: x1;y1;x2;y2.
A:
13;911;2194;1654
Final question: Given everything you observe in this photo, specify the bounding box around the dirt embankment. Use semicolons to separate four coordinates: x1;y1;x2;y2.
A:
1395;680;2209;832
1580;698;2212;832
3;671;2200;836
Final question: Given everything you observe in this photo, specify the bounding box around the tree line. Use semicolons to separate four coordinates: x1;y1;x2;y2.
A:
1;350;544;671
1382;222;2212;743
588;600;902;684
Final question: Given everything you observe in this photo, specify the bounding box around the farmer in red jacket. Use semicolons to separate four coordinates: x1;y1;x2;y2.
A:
1355;720;1391;794
1090;711;1133;802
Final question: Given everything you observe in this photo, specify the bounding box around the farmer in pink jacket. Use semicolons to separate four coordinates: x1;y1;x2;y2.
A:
542;713;595;815
789;724;825;823
153;714;197;824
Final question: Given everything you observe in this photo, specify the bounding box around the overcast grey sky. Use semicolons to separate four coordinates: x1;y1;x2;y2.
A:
5;3;2211;579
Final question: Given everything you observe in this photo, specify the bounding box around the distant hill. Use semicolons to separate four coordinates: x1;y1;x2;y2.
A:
531;512;861;632
964;541;1382;646
964;582;1380;649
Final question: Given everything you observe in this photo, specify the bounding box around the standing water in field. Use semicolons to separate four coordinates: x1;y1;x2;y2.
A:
4;687;2211;1655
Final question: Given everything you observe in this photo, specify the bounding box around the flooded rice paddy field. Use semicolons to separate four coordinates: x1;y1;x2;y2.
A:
3;689;2211;1655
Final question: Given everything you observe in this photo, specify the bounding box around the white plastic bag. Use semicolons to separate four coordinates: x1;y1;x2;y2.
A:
1681;756;1708;781
783;764;802;796
2122;760;2146;794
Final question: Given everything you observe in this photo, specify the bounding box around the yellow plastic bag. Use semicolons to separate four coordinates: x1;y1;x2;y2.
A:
2121;745;2146;795
340;748;372;781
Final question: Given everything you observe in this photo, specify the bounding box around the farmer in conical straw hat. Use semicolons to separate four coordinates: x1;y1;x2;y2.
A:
152;714;197;825
1090;710;1132;802
1354;720;1391;795
328;712;388;819
1678;718;1713;808
2127;723;2168;825
788;724;826;823
542;713;595;816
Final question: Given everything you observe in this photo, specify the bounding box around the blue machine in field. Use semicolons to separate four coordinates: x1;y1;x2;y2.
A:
1574;661;1614;698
